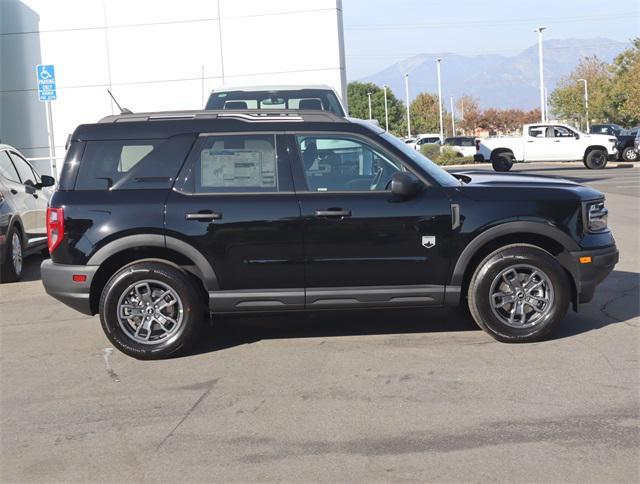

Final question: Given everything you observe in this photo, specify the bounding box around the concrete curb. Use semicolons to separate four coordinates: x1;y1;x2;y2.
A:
442;161;640;170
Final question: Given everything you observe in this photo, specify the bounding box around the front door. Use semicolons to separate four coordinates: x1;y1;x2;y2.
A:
165;132;305;311
289;133;452;309
548;125;581;161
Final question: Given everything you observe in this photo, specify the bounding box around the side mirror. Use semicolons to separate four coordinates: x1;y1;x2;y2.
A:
40;175;55;187
574;133;580;140
390;171;422;199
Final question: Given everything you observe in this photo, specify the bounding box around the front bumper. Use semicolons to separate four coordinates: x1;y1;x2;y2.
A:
41;260;97;315
569;245;619;305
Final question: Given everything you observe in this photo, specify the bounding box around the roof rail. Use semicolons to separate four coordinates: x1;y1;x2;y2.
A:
98;109;345;124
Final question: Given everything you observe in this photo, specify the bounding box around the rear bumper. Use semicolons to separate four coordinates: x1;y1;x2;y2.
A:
569;245;619;304
41;260;97;315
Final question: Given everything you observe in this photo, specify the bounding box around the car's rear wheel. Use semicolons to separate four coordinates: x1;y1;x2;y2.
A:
622;146;638;162
0;228;23;283
491;152;514;172
99;261;203;359
583;149;608;169
467;244;569;343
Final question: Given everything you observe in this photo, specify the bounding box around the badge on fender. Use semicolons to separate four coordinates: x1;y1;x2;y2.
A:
422;236;436;248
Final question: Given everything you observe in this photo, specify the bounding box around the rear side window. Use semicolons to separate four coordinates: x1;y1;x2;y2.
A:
0;151;20;183
188;134;278;193
75;136;194;190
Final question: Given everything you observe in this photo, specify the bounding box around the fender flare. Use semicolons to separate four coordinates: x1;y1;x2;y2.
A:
450;221;580;286
87;234;218;290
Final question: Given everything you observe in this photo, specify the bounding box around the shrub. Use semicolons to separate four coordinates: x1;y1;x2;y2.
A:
438;146;463;163
419;144;440;160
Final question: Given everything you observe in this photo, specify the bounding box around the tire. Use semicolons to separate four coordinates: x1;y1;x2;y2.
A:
99;261;204;359
0;227;23;283
583;149;608;169
622;146;638;162
467;244;570;343
491;153;514;172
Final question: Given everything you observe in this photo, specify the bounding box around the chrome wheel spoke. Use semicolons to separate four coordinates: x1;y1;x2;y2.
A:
134;283;153;304
120;304;145;318
492;291;516;309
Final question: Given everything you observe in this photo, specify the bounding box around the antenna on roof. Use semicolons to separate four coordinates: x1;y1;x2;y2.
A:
107;89;133;115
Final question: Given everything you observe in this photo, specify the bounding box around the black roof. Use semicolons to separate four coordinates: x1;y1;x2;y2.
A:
72;109;384;141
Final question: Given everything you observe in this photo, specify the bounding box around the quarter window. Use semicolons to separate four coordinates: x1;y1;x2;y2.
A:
296;135;402;192
193;134;278;193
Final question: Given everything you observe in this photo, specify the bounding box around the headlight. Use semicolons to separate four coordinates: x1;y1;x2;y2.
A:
584;200;608;233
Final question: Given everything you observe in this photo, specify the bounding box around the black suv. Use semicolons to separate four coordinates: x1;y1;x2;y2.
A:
41;110;618;359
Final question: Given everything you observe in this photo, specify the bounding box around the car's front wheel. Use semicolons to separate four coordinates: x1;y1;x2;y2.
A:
583;149;608;169
99;261;204;359
622;146;638;162
467;244;569;343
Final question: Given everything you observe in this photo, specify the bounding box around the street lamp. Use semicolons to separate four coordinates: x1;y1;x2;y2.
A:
436;58;444;142
534;26;546;122
367;91;372;120
450;96;456;136
577;78;589;131
383;85;389;132
404;73;411;138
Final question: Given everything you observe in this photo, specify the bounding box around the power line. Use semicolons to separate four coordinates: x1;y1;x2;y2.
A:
346;12;637;30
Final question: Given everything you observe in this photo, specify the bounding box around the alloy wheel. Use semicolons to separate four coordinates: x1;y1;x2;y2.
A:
11;233;22;276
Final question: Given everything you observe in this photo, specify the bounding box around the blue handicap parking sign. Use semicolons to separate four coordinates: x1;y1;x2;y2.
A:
36;64;57;102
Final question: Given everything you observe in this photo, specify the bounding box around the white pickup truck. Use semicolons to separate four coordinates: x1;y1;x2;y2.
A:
475;123;618;172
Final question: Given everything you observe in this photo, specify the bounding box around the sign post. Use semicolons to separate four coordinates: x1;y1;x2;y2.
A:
36;64;57;176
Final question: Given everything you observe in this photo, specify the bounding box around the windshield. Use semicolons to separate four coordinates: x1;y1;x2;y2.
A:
381;132;460;187
205;89;345;116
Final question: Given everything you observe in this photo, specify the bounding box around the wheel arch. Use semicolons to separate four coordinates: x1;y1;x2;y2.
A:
87;235;217;314
583;145;607;161
489;147;515;161
450;222;580;309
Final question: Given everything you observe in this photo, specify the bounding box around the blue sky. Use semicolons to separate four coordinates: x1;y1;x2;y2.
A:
342;0;640;79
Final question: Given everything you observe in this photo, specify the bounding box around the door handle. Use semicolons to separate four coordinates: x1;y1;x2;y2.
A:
315;209;351;218
185;211;222;221
526;140;535;143
10;189;18;195
553;140;561;142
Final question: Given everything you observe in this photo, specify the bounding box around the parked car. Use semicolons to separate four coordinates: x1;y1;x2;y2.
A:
409;133;443;150
41;109;618;359
635;129;640;155
475;123;618;171
614;128;639;162
589;124;624;137
205;85;346;116
0;144;55;282
441;136;478;158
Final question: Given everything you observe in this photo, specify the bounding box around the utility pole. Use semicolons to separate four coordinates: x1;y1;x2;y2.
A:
535;26;546;122
577;78;589;131
404;73;411;138
436;58;444;142
383;86;389;132
367;91;372;120
450;96;455;136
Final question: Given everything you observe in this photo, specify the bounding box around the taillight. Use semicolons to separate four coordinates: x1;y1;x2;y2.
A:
47;207;65;253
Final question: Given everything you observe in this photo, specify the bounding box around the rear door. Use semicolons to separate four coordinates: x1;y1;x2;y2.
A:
524;125;555;161
289;132;452;309
1;151;42;240
8;151;48;237
165;132;305;311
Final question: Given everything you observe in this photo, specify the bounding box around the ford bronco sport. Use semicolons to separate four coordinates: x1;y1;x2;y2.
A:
41;110;618;359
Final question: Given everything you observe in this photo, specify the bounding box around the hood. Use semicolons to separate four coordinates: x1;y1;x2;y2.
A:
451;170;604;201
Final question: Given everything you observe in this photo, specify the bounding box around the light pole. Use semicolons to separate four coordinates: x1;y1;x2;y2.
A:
436;58;444;142
577;78;589;131
383;85;389;132
367;91;372;120
450;96;456;136
535;26;546;122
404;73;411;138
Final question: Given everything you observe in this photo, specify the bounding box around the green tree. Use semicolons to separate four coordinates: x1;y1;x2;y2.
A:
549;56;613;129
608;38;640;126
347;82;405;134
410;92;441;134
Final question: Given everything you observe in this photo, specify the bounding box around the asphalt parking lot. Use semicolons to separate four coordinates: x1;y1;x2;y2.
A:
1;162;638;482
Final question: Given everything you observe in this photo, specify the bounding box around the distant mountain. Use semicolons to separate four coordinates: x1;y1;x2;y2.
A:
358;38;629;110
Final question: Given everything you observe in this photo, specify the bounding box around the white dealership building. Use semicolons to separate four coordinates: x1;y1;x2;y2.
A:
0;0;347;175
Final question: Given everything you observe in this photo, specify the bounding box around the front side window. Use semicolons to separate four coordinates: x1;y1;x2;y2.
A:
9;153;36;185
296;135;402;192
192;134;278;193
552;126;575;138
0;151;20;183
